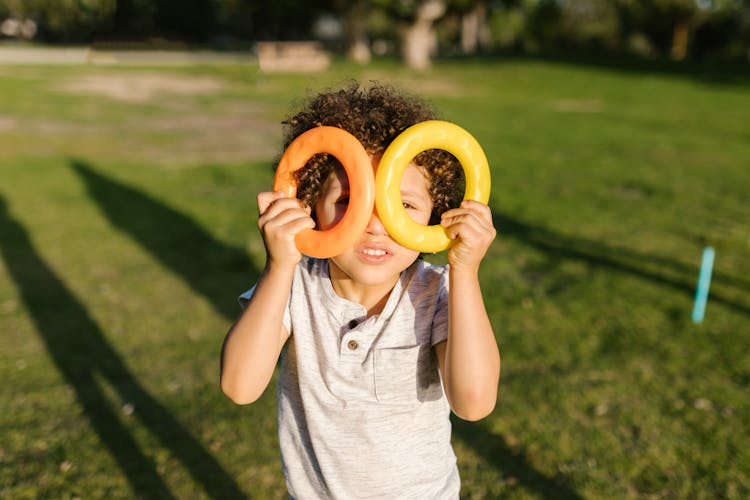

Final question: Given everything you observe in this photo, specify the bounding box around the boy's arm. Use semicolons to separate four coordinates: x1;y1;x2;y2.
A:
220;264;293;405
435;200;500;421
220;192;314;405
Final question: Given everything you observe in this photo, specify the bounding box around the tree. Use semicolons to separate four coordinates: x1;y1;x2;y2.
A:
447;0;492;54
215;0;330;42
109;0;157;39
373;0;449;69
692;0;750;60
327;0;372;63
402;0;447;68
615;0;698;59
9;0;116;41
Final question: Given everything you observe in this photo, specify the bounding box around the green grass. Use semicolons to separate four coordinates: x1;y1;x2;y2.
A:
1;56;749;498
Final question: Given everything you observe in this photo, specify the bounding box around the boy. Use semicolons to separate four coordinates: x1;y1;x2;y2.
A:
221;82;500;499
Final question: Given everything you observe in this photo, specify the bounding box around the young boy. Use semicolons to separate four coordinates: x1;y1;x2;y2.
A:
220;82;500;499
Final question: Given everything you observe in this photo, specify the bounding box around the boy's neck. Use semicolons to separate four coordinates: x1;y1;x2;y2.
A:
327;262;398;318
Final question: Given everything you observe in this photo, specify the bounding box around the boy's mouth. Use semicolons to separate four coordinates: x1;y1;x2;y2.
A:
357;244;392;263
361;248;388;257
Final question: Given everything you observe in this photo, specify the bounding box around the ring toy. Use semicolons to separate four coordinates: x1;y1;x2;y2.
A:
375;120;491;253
273;126;374;258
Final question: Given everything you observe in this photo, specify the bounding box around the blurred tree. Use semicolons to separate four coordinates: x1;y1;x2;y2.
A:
487;2;526;51
328;0;372;63
693;0;750;60
372;0;448;69
559;0;620;52
447;0;492;54
0;0;16;16
215;0;329;41
404;0;447;68
110;0;156;38
5;0;746;60
373;0;451;69
7;0;115;41
152;0;216;41
524;0;563;51
615;0;698;59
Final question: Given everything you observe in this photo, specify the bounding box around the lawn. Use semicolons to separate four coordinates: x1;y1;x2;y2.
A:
1;54;749;499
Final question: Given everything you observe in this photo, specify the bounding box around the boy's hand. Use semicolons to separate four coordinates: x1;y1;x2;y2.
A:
440;200;496;272
257;191;315;268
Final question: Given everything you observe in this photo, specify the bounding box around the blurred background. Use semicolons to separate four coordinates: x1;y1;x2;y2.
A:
1;0;750;67
1;1;749;499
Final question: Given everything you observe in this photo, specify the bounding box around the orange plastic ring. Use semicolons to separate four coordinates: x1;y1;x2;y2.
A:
375;120;491;253
273;126;374;258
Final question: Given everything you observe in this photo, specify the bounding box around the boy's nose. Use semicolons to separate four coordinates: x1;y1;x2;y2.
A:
365;209;386;235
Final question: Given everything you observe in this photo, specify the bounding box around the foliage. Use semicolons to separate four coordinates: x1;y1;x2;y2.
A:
6;0;115;41
2;0;748;61
212;0;331;41
484;0;750;59
108;0;156;38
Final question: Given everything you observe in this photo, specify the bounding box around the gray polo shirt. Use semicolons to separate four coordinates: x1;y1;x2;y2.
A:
240;256;459;499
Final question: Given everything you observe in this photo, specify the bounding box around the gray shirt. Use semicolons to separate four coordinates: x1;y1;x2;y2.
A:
240;257;459;499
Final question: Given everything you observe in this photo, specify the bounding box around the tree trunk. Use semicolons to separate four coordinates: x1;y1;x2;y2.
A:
401;0;446;70
461;2;490;55
671;20;689;60
348;36;372;64
344;1;371;64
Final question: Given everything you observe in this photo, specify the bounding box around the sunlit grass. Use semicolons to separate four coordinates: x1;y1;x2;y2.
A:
1;56;749;498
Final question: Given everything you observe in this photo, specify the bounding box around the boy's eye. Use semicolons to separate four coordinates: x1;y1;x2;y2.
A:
335;196;350;205
402;201;416;210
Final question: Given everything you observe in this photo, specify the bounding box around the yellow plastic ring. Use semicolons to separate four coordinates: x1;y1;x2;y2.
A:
273;126;374;258
375;120;491;253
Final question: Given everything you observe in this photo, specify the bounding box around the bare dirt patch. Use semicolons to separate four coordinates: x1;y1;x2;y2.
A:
56;73;226;102
2;102;281;164
359;71;473;98
0;72;283;164
135;108;283;165
0;116;17;131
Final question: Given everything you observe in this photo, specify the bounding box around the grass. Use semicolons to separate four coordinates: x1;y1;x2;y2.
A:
1;55;749;498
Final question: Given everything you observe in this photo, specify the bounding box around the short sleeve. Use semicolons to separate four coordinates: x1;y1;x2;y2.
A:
238;284;292;332
238;285;256;309
430;267;450;346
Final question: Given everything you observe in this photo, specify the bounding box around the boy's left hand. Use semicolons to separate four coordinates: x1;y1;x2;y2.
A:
440;200;496;271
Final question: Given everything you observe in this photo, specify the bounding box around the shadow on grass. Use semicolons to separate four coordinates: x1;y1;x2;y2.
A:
456;52;750;88
69;159;582;497
0;195;247;498
493;212;750;317
70;159;259;320
452;417;583;499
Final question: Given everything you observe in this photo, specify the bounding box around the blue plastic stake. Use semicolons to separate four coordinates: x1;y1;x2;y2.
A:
692;247;715;324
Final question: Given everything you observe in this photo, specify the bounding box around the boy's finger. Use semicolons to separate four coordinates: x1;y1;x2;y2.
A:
259;196;306;220
458;201;493;222
440;209;490;230
257;191;293;215
284;215;316;235
257;191;279;215
260;206;311;231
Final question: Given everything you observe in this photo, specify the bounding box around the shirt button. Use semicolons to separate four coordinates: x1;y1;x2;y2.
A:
348;319;358;329
347;340;359;350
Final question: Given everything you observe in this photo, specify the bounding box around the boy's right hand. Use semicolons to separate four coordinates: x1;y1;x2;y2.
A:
257;191;315;268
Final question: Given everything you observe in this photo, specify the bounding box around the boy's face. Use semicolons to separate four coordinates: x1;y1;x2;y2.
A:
314;157;433;289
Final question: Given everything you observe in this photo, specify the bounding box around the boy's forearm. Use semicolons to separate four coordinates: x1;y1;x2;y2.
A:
443;266;500;420
220;263;294;404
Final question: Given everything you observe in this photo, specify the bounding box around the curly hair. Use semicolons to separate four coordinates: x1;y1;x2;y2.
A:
279;82;465;225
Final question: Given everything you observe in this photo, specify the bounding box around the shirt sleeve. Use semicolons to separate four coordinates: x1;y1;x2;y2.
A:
237;283;293;332
430;266;450;346
238;285;256;309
